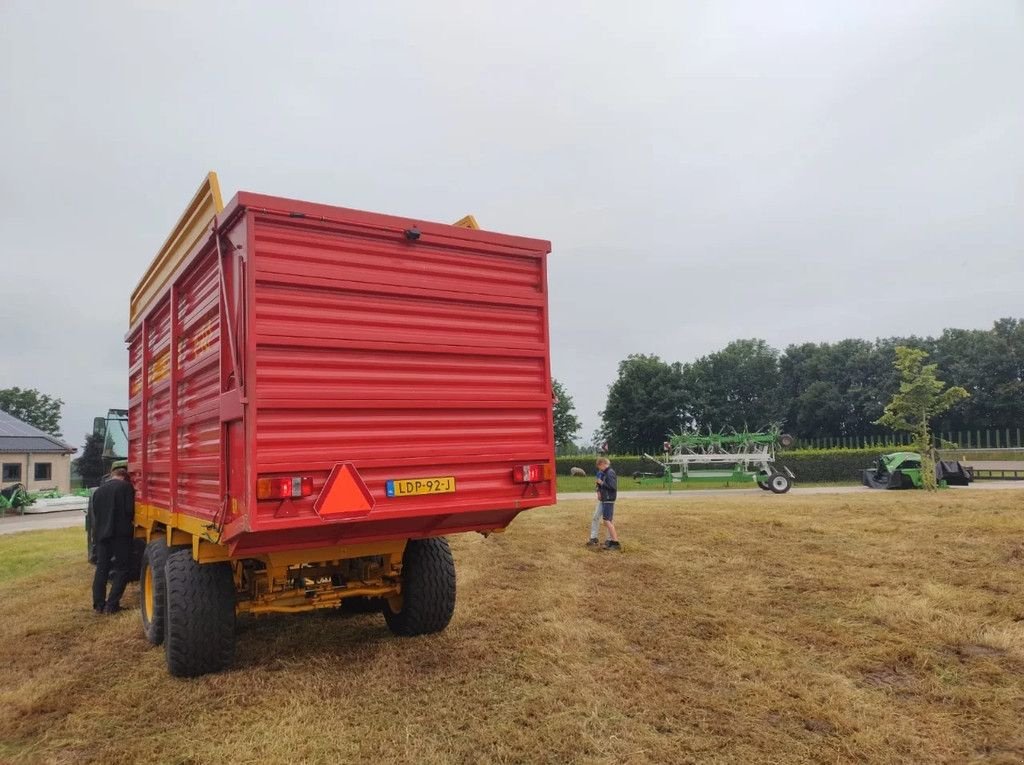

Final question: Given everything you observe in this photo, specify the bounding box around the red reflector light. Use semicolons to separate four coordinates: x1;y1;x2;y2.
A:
257;476;314;500
512;463;553;483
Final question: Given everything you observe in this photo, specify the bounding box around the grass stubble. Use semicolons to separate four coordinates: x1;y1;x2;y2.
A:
1;490;1023;764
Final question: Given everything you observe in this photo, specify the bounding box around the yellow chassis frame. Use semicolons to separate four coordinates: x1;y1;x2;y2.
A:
134;503;404;615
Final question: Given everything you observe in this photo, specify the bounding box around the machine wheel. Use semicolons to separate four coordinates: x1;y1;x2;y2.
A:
779;433;795;448
756;471;771;490
85;496;96;564
383;537;456;637
127;537;146;583
140;539;171;645
768;473;792;494
164;549;236;677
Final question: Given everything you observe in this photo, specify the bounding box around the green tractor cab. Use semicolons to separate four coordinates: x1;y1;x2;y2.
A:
862;452;973;490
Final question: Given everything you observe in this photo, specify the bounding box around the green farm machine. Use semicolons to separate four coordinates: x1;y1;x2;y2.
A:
643;428;796;493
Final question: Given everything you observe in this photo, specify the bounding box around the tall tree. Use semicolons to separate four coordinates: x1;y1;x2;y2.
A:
74;432;106;488
551;378;581;447
0;387;64;437
930;319;1024;432
683;339;782;431
875;347;969;491
780;339;893;437
601;354;686;453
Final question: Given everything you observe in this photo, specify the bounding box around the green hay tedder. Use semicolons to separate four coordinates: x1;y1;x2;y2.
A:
643;427;796;493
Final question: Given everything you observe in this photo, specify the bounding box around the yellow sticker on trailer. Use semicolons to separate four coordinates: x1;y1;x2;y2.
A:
386;476;456;497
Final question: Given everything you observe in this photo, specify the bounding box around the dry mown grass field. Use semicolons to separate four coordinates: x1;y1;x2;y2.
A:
2;490;1023;764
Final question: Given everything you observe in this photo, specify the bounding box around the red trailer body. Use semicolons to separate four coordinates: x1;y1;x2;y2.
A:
127;178;554;675
129;192;554;552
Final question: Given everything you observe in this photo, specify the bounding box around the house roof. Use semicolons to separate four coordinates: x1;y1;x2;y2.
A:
0;410;74;453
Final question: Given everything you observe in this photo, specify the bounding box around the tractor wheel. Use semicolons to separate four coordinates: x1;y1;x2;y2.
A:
779;433;795;448
383;537;456;637
756;480;770;491
140;539;171;645
164;549;236;677
85;500;96;564
127;537;146;583
768;473;792;494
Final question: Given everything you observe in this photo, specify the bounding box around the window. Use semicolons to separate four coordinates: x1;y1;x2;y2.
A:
34;462;52;481
2;463;22;482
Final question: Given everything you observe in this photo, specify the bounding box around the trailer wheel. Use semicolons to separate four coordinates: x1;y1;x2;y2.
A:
383;537;456;637
768;473;792;494
139;539;171;645
164;549;236;678
127;537;146;583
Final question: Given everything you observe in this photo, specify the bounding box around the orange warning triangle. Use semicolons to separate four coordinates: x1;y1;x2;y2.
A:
314;463;375;518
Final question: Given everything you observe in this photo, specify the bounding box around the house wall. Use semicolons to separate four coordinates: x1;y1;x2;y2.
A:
0;453;72;493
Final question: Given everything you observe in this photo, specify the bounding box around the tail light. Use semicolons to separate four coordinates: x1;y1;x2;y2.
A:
257;476;314;500
512;463;554;483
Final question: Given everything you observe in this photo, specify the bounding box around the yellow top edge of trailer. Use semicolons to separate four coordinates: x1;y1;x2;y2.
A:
129;171;224;328
452;214;479;229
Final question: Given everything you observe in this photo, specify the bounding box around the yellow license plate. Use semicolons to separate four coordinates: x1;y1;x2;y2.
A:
386;476;456;498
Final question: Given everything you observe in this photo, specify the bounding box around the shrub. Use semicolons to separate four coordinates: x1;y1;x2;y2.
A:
776;448;887;483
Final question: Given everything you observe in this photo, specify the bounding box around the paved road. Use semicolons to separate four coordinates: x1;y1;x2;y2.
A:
0;510;84;536
2;481;1021;536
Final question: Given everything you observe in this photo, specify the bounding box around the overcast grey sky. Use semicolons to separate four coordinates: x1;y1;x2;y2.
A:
1;1;1021;448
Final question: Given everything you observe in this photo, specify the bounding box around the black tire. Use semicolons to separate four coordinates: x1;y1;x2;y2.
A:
127;537;146;583
140;538;170;645
779;433;795;449
164;549;236;678
85;495;96;564
768;473;792;494
756;471;771;490
383;537;456;637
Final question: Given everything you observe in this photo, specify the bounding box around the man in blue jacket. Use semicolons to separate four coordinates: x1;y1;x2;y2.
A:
90;467;136;614
586;457;621;550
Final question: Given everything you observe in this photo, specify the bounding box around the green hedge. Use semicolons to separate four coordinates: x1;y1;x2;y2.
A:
557;448;889;483
775;448;887;483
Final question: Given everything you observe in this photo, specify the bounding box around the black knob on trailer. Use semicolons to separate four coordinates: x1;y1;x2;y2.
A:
404;227;421;241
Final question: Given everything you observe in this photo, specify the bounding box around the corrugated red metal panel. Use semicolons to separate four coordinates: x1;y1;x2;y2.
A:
129;191;553;554
128;240;222;524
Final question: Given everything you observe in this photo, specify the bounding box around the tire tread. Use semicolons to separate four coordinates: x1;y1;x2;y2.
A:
140;538;170;645
384;537;456;637
164;549;236;677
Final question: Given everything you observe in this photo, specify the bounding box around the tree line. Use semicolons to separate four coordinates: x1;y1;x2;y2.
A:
553;318;1024;453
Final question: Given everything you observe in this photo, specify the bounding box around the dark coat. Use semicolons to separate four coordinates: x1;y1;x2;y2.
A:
598;468;618;502
91;478;135;541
